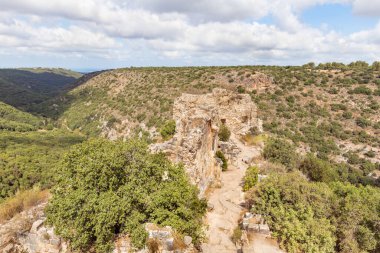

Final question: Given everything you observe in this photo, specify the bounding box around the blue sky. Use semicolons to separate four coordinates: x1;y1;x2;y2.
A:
0;0;379;70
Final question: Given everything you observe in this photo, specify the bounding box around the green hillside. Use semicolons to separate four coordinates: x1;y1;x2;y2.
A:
0;68;82;110
0;101;42;131
0;129;85;201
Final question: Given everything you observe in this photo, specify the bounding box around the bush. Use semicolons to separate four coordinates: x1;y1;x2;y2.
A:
160;120;176;140
46;139;206;252
299;154;339;182
356;117;371;128
218;124;231;142
350;86;372;95
250;172;380;253
243;166;259;191
216;150;228;171
231;226;242;245
263;138;298;169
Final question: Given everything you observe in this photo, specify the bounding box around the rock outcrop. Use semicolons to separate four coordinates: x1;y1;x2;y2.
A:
0;202;68;253
151;88;261;195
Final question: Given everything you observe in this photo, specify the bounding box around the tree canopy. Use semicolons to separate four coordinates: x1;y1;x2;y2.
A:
46;138;206;252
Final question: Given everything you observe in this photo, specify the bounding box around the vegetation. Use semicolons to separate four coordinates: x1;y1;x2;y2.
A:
160;120;176;140
0;130;85;200
0;188;49;222
218;124;231;142
0;102;42;131
46;139;206;252
249;172;380;253
0;68;81;110
263;138;298;169
243;166;259;191
216;150;228;171
1;64;380;252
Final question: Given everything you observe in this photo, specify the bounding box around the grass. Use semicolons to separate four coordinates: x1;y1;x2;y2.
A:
0;188;49;223
242;133;268;146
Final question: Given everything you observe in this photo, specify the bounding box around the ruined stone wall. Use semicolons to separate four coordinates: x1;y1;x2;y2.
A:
151;88;260;195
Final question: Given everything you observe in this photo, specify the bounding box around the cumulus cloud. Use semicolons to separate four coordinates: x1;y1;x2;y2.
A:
0;0;379;67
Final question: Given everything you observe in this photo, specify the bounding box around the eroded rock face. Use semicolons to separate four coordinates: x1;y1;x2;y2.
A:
248;72;273;91
151;88;260;195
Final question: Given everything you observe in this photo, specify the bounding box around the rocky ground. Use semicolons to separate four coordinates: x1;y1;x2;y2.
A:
201;135;284;253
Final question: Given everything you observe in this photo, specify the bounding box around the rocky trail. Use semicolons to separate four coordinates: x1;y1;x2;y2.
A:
201;135;283;253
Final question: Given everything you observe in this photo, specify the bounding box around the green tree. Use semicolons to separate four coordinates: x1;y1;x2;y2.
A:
263;138;298;169
299;154;339;182
46;138;206;252
160;120;176;140
218;124;231;142
243;166;259;191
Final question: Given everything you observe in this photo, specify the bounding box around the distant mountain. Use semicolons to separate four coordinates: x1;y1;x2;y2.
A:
0;68;82;110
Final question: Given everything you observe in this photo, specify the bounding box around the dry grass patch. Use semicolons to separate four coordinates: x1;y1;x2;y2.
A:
0;188;49;223
242;134;268;146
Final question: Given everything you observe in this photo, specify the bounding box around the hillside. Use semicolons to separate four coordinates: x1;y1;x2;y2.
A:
0;101;42;131
1;64;380;253
0;101;84;202
0;68;82;110
54;65;380;165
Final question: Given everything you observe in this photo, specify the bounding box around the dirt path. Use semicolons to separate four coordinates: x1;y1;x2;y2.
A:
201;135;283;253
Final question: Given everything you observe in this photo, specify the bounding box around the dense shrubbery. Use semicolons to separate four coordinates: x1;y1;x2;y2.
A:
250;172;380;253
243;166;258;191
0;130;85;200
46;139;206;252
300;154;339;182
263;137;298;169
0;102;42;131
218;124;231;142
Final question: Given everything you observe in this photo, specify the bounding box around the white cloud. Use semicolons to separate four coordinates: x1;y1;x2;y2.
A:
0;0;378;67
352;0;380;16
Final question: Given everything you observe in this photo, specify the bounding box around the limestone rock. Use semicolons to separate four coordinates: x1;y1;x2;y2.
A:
184;236;192;246
151;88;261;195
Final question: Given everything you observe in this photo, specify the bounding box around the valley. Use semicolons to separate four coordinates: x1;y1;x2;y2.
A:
0;64;379;253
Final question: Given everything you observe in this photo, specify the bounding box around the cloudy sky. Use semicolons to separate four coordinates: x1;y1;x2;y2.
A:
0;0;379;70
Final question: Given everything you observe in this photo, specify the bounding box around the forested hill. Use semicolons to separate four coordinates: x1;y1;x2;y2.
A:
0;68;82;110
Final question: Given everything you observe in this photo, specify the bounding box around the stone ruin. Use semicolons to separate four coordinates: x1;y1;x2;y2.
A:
151;88;261;195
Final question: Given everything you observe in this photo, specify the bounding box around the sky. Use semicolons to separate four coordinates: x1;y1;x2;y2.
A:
0;0;379;70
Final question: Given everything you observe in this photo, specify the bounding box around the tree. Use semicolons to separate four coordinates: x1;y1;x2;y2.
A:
372;61;380;71
160;120;176;140
263;137;298;169
218;124;231;142
299;154;339;182
243;166;259;191
46;138;206;252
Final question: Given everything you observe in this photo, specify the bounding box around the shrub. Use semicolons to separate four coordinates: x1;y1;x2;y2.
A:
46;139;206;252
250;172;380;253
216;150;228;171
231;226;242;245
218;124;231;142
236;85;245;93
299;154;339;182
263;138;298;169
350;86;372;95
356;117;371;128
243;166;259;191
160;120;176;140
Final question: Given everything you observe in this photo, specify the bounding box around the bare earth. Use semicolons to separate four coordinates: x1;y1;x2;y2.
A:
201;136;284;253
